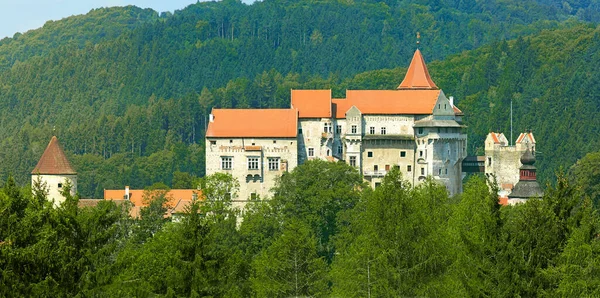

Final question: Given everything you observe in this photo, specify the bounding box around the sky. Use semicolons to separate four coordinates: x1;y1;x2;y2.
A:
0;0;255;39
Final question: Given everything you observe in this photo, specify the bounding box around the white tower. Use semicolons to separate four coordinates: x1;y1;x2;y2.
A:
31;136;77;207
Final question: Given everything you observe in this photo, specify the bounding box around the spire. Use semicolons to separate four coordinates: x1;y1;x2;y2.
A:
397;49;438;90
31;136;76;175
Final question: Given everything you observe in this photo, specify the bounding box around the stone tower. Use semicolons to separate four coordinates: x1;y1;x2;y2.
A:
31;136;77;207
507;148;543;204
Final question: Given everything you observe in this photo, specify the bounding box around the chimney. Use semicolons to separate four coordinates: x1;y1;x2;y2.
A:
209;114;215;122
125;186;130;200
449;96;454;106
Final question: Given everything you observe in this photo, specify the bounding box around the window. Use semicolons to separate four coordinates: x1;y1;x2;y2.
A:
247;157;259;170
336;125;342;134
407;165;412;172
273;140;277;144
351;125;357;134
439;169;442;175
374;165;379;171
298;128;303;134
381;127;386;135
58;183;63;188
268;158;280;171
337;145;343;155
367;151;373;158
327;149;331;156
418;128;424;134
324;122;332;133
370;126;375;134
419;150;423;157
250;193;258;200
421;167;425;175
308;148;314;157
488;157;492;166
210;140;216;145
400;151;406;157
445;168;448;175
349;156;357;167
221;157;233;170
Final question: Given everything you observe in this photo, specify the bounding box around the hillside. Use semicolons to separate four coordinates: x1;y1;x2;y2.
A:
0;0;599;196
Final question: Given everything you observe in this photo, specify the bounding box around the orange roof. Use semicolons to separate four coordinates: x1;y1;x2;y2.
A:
291;90;332;118
206;109;297;138
333;89;440;118
104;188;201;218
516;132;535;144
499;196;509;206
491;132;500;144
397;49;438;90
453;105;463;115
32;136;76;175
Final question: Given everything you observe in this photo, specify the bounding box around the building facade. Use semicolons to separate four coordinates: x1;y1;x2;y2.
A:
206;49;467;206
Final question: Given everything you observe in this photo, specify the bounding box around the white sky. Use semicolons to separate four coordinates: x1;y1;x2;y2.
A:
0;0;255;39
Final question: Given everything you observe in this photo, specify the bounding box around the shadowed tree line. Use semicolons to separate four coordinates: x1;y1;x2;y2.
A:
2;159;600;296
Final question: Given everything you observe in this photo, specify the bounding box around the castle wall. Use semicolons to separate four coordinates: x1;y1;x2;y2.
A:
205;137;298;210
32;174;77;208
298;118;333;163
485;146;523;191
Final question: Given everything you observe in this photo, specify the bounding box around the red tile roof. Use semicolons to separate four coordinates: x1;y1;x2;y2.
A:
31;136;76;175
491;132;500;144
291;90;332;118
397;49;438;90
453;105;463;115
206;109;298;138
333;90;441;118
499;196;509;206
516;132;535;144
104;188;201;218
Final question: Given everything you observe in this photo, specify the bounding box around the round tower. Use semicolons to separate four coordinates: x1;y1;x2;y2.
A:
31;136;77;207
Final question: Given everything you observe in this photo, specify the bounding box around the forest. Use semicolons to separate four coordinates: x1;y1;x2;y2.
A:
2;159;600;296
0;0;600;197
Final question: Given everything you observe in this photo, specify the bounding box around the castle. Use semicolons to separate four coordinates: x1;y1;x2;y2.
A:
484;131;543;204
205;49;468;205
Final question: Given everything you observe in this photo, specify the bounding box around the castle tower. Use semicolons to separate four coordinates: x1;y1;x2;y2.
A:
31;136;77;207
507;148;543;205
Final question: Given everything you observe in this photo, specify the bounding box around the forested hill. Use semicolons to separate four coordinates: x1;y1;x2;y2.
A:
1;0;600;197
0;6;159;68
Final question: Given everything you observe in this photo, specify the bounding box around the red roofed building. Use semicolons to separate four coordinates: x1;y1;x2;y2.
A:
31;136;77;207
104;186;201;221
206;49;467;203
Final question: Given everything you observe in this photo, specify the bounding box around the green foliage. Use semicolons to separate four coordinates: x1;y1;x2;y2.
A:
0;0;597;197
3;158;600;295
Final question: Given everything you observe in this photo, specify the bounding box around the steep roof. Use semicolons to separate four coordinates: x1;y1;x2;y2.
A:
397;49;438;90
516;132;536;144
333;89;441;118
31;136;76;175
291;89;332;118
206;109;298;138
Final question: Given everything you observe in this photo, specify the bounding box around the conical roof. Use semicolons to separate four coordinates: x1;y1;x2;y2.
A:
31;136;76;175
397;49;438;90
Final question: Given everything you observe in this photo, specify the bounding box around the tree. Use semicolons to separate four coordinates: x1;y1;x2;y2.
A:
251;220;327;297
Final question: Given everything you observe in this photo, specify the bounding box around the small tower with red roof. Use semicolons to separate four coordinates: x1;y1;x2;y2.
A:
31;136;77;207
